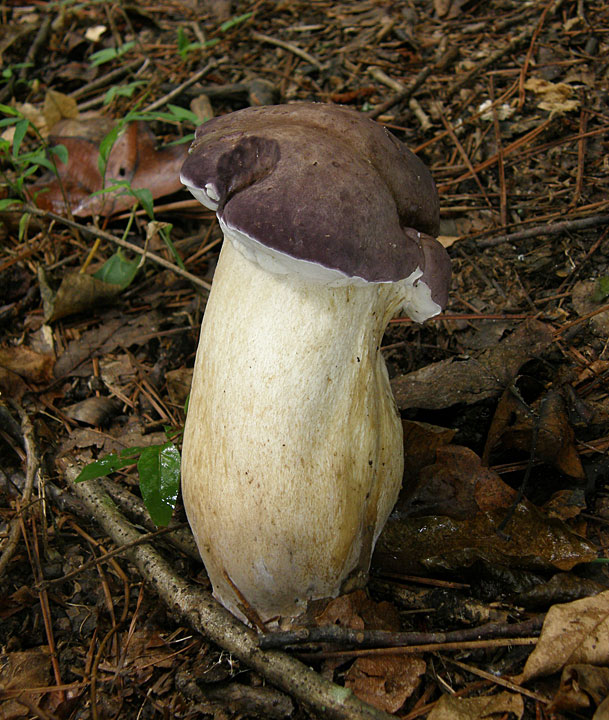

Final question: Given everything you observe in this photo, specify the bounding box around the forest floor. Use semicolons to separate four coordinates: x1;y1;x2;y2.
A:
1;0;609;718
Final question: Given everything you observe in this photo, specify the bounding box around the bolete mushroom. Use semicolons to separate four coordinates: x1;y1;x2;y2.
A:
180;102;451;624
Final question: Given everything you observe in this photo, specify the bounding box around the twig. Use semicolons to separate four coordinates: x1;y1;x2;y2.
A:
298;637;538;661
20;205;212;291
61;458;394;720
0;404;39;576
447;658;549;704
445;27;533;101
143;60;217;113
478;214;609;248
251;31;323;71
517;0;556;109
69;59;145;100
259;615;544;650
367;48;458;121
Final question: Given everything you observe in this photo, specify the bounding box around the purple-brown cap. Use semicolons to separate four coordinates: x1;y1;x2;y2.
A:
181;102;450;312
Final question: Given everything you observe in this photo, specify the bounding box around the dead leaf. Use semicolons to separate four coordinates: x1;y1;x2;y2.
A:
63;396;117;426
483;389;585;479
572;280;609;338
391;320;553;410
524;77;580;115
29;119;188;217
0;646;52;719
166;367;193;406
0;346;54;384
397;445;516;519
315;590;400;632
39;268;123;322
427;691;524;719
345;655;426;713
42;90;79;132
402;420;455;479
376;447;596;576
518;590;609;683
550;664;609;714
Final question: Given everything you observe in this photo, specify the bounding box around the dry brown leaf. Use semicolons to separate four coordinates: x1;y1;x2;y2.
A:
166;367;194;406
427;691;524;719
39;269;123;322
0;345;54;384
550;664;609;714
376;446;596;576
391;320;553;410
315;590;400;632
29;119;188;217
0;646;52;719
572;280;609;338
345;655;426;713
483;389;585;479
524;77;580;115
63;397;118;426
518;591;609;683
397;445;516;519
42;89;79;132
402;420;455;479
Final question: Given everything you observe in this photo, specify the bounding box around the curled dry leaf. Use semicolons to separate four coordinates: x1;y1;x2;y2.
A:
39;268;123;323
550;664;609;715
29;118;188;217
63;397;118;427
315;590;400;632
517;590;609;683
0;345;55;385
427;691;524;720
0;646;52;720
524;77;580;115
391;319;553;410
376;446;596;576
402;419;455;479
483;388;585;479
345;655;426;713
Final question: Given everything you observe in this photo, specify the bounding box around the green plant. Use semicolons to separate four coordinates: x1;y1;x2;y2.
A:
103;80;147;106
592;276;609;303
0;104;67;237
75;437;181;527
89;41;135;67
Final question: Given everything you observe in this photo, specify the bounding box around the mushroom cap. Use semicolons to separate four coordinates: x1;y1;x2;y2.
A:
181;102;450;308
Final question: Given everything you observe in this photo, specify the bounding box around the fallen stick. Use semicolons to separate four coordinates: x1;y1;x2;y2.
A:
61;458;393;720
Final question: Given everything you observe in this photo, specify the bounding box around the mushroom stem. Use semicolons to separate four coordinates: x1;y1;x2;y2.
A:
181;236;410;623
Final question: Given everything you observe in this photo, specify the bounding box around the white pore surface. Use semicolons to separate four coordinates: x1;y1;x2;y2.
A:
221;219;442;322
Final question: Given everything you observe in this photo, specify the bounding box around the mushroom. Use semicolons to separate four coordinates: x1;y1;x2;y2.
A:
180;103;451;624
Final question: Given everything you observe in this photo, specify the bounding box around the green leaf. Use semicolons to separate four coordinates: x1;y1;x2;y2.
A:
98;124;122;176
18;212;29;241
103;80;146;106
12;118;29;157
592;276;609;303
219;11;253;33
0;198;21;211
90;41;135;67
137;442;181;526
130;186;154;218
0;103;22;117
159;224;186;269
51;143;69;165
166;104;200;124
74;446;145;482
93;249;140;289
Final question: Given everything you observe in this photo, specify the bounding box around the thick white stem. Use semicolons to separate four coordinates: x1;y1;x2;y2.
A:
181;238;406;623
